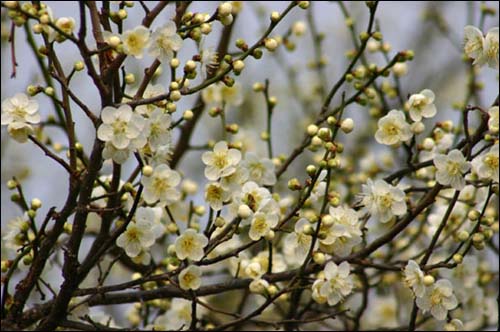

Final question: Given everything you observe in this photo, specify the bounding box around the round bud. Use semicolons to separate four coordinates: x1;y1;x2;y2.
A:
303;224;314;236
218;2;233;17
117;9;127;20
214;217;226;228
238;204;252;219
7;179;18;190
74;61;84;71
340;118;354;133
266;284;278;296
287;178;301;191
264;230;275;241
23;255;33;266
452;254;463;264
200;23;212;34
167;223;179;234
270;11;280;22
125;73;135;84
307;124;318;136
411;121;425;134
298;1;310;9
4;1;18;9
321;214;334;227
422;138;435;151
184;60;197;73
253;82;264;92
232;60;245;73
170;90;182;102
317;127;332;141
468;209;480;221
31;198;42;210
457;230;469;242
311;136;323;147
264;38;278;51
313;252;326;264
170;58;180;68
306;165;317;176
183;110;194;121
423;275;435;286
472;233;484;243
142;165;153;177
44;87;55;96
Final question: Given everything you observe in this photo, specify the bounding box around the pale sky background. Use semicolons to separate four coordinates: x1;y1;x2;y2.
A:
1;1;499;327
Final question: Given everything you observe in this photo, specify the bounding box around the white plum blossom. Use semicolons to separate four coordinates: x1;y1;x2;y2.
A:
241;152;277;186
416;279;458;320
175;229;208;261
201;82;244;107
464;26;499;69
408;89;437;122
220;165;249;193
471;145;499;182
249;211;278;241
434;149;471;190
122;25;150;59
375;110;412;145
283;218;313;266
116;207;164;259
97;105;146;150
488;106;499;133
249;278;269;294
317;261;354;306
3;215;34;249
146;108;172;151
361;179;407;223
134;84;167;116
205;182;230;211
149;21;183;63
178;265;202;290
153;298;195;331
202;141;242;181
404;260;426;297
1;93;40;143
141;164;181;205
318;206;362;257
231;181;275;220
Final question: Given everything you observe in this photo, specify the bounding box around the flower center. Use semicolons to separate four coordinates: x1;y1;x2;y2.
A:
430;289;442;305
213;152;229;169
112;119;128;135
446;161;461;176
378;193;393;208
383;123;400;136
12;106;27;120
153;176;170;195
484;154;499;169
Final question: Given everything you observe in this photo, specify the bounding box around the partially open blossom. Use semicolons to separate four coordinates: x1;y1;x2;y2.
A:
317;262;354;306
434;149;470;190
149;21;183;63
408;89;437;122
202;141;242;181
122;25;150;58
179;265;202;290
404;260;426;297
375;110;412;145
361;179;407;223
416;279;458;320
141;164;181;205
175;229;208;261
472;145;499;182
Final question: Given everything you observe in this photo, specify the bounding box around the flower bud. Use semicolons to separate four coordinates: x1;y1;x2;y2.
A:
238;204;252;219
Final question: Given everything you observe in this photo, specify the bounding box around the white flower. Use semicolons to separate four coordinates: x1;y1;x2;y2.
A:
205;182;230;211
361;179;407;223
97;105;146;150
375;110;412;145
220;165;249;193
318;261;354;306
51;17;76;42
464;26;499;69
1;93;40;143
153;298;194;331
141;164;181;205
134;84;166;116
201;82;243;107
416;279;458;320
116;208;164;258
202;141;241;181
472;145;499;182
249;278;269;294
178;265;202;290
481;27;499;69
318;206;361;257
312;279;328;304
404;260;426;297
434;149;471;190
122;25;150;59
408;89;437;122
175;229;208;261
149;21;183;63
488;106;499;133
231;181;275;220
102;142;131;164
249;212;278;241
146;108;172;151
464;25;485;63
241;152;277;186
283;218;313;266
244;261;265;279
2;215;33;249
